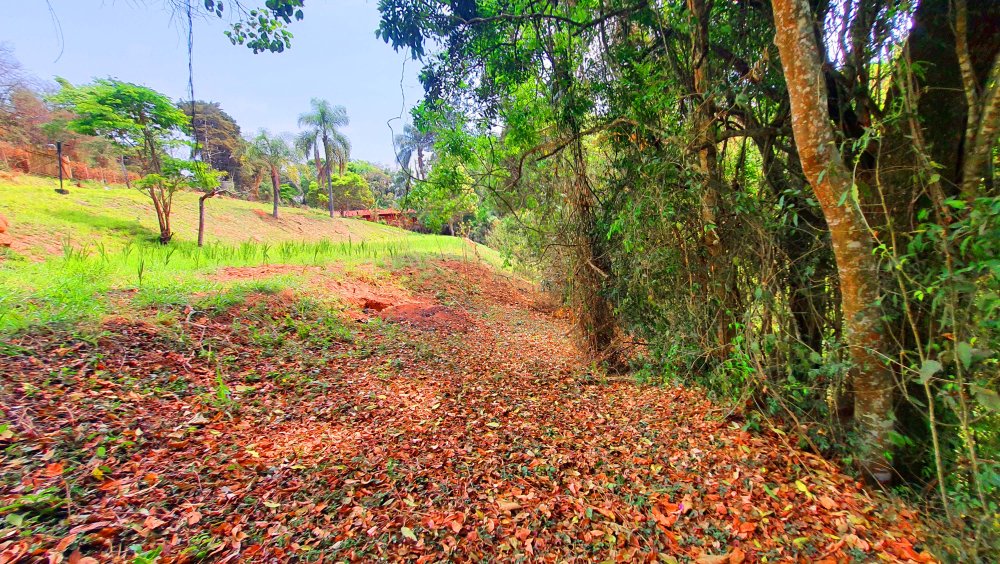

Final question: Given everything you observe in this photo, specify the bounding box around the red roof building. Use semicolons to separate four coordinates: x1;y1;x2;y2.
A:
342;209;418;229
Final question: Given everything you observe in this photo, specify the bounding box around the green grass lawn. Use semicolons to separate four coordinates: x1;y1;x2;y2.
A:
0;174;502;335
0;175;415;256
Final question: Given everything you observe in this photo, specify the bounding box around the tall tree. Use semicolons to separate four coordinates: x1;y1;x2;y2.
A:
770;0;894;484
349;161;394;207
246;130;293;219
297;98;350;217
181;100;242;184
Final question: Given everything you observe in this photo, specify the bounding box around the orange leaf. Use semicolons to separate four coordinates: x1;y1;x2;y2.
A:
594;506;616;520
143;515;165;530
658;501;680;513
45;463;64;478
52;533;77;554
818;495;837;510
891;540;920;561
497;500;520;512
187;510;203;525
651;507;672;528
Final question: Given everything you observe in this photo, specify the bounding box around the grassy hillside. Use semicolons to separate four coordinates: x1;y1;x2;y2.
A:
0;174;413;257
0;174;501;334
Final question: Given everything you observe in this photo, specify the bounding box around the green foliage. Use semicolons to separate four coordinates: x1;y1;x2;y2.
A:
308;171;374;211
348;161;394;207
245;129;294;170
219;0;306;53
47;78;189;173
406;154;477;233
297;99;350;175
297;98;351;213
136;156;221;195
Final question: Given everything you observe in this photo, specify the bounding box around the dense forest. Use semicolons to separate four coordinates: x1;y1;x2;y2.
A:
369;0;999;557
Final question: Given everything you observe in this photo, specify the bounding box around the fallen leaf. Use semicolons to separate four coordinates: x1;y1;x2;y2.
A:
51;533;77;555
818;495;837;510
143;515;165;530
497;500;521;512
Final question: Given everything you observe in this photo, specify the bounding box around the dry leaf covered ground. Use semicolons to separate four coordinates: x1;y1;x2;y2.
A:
1;259;931;562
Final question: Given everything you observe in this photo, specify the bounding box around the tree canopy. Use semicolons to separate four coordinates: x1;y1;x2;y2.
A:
182;100;242;183
48;78;189;174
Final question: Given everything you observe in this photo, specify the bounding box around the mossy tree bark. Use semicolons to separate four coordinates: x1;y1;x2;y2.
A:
771;0;895;484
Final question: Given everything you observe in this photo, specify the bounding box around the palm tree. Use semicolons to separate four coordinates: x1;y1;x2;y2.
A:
298;99;350;217
246;129;293;219
294;130;323;185
394;124;434;181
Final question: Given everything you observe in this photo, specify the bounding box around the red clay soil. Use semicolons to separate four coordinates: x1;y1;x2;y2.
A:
214;265;415;316
378;303;472;332
214;264;327;281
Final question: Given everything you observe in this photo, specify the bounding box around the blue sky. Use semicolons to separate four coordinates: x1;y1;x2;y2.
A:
0;1;423;166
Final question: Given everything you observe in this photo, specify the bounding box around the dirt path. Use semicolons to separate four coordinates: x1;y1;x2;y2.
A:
0;260;930;562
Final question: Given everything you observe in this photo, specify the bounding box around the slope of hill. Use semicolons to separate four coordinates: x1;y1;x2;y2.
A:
0;174;413;258
0;173;500;335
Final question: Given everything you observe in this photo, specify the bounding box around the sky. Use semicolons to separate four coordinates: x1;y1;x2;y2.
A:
0;0;424;166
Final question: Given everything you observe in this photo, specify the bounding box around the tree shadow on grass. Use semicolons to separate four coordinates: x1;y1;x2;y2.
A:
45;209;160;243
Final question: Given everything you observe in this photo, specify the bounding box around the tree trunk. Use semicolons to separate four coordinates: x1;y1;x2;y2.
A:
687;0;733;352
148;184;172;244
198;190;216;247
954;0;1000;198
322;133;335;218
271;165;280;219
121;155;132;189
772;0;895;484
163;191;173;244
313;143;323;183
687;0;722;255
570;133;623;371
